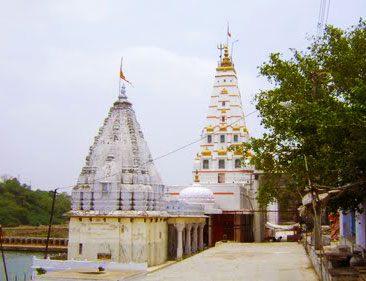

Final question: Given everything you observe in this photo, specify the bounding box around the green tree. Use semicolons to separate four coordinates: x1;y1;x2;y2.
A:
238;19;366;214
0;178;71;226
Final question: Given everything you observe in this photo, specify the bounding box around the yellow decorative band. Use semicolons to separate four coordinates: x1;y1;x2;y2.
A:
218;150;227;156
216;66;235;71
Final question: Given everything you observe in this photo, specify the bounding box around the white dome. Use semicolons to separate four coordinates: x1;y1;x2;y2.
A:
179;182;215;204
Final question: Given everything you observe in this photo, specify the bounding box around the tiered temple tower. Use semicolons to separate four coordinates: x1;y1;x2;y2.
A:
187;44;264;245
193;45;252;184
72;85;165;213
168;44;264;246
67;83;206;267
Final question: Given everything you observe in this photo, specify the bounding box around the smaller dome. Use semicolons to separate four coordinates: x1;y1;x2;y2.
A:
179;171;215;204
179;183;215;204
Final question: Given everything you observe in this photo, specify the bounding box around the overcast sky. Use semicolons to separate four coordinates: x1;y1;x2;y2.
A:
0;1;364;192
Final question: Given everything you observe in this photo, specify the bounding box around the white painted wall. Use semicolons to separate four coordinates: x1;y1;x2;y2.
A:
267;202;279;225
68;216;168;266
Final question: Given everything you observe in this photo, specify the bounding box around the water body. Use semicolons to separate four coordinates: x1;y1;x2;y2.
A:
0;251;43;281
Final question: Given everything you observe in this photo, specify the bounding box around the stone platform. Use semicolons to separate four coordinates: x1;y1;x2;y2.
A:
146;242;318;281
35;269;145;281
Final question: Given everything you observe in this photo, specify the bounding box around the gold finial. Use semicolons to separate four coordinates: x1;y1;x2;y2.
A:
216;44;235;72
194;170;200;183
221;45;232;67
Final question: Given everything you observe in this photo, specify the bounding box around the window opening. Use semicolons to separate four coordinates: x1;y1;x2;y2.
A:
207;135;212;143
79;243;83;255
90;192;94;210
203;160;209;169
233;135;239;143
80;192;84;210
219;159;225;169
235;159;241;168
220;135;225;143
218;173;225;183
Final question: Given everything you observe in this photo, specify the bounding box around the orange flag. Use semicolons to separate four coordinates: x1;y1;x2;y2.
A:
120;58;133;86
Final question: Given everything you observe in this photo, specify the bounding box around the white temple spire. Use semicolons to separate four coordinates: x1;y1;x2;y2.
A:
194;44;250;184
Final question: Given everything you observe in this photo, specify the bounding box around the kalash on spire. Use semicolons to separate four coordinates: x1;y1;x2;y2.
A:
217;44;235;71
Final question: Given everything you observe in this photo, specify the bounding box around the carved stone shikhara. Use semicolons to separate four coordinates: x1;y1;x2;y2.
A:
67;84;205;267
71;85;166;213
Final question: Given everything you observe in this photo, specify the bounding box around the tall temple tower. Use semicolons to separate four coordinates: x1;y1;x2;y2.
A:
168;44;265;246
193;45;251;184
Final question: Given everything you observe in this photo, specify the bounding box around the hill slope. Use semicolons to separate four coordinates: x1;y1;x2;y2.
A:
0;178;71;227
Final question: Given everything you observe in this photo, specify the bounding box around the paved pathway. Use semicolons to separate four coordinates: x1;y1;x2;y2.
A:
146;242;318;281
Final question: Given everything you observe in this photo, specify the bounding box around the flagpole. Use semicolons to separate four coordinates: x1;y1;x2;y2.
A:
226;22;229;46
119;56;133;88
119;57;123;96
231;39;239;62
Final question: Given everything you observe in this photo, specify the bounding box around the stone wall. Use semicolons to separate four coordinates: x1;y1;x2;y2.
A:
68;216;168;266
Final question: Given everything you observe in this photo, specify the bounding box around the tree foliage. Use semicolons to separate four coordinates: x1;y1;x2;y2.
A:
0;178;71;226
242;19;366;212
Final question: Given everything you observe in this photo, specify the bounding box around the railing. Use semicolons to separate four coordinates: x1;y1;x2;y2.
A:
0;237;68;247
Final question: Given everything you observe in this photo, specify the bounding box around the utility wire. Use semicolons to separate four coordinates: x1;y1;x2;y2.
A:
325;0;331;28
317;0;331;37
56;109;258;191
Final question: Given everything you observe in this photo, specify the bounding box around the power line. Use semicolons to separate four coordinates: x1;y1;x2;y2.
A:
57;109;258;191
317;0;331;37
